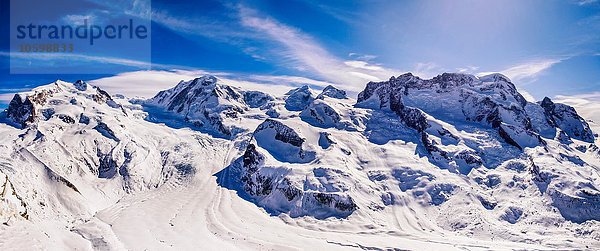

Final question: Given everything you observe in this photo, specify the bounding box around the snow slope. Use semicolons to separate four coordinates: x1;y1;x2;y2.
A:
1;74;600;250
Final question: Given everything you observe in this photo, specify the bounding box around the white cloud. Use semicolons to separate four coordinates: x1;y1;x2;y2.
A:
502;59;560;83
412;62;446;79
348;53;377;61
577;0;598;6
89;70;334;99
0;93;16;104
89;70;202;98
0;51;193;71
519;89;537;102
478;59;561;84
62;14;97;25
344;61;385;71
456;65;480;74
237;6;401;91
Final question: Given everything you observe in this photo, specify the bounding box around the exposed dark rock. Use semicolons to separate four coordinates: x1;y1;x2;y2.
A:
255;119;304;147
97;152;118;179
318;132;335;149
550;188;600;223
79;114;90;125
540;97;594;143
93;87;112;104
74;80;88;91
57;114;75;124
94;121;118;141
310;192;358;211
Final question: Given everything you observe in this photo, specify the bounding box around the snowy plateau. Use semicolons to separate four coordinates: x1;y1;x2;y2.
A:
1;73;600;250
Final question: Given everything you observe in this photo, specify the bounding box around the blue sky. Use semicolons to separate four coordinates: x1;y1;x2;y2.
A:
1;0;599;105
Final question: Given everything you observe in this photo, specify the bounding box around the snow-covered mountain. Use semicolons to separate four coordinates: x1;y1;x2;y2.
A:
1;73;600;250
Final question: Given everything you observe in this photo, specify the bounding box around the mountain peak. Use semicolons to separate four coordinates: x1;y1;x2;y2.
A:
191;75;218;86
317;85;347;99
479;73;512;83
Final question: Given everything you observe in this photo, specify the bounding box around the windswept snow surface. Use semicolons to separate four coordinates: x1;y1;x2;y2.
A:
1;74;600;250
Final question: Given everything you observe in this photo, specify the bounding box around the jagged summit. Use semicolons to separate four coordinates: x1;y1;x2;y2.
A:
478;73;512;83
357;72;592;148
147;75;272;137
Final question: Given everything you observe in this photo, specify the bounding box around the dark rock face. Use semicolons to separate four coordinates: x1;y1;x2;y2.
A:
6;87;58;126
398;107;429;132
74;80;88;91
79;114;91;124
309;192;357;211
255;119;305;147
94;121;118;141
93;87;113;104
57;114;75;124
240;144;272;196
318;132;335;149
540;97;594;143
6;94;36;126
97;152;118;179
455;150;483;166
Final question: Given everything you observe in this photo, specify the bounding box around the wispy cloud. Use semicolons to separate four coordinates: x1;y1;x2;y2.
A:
456;65;480;73
0;93;16;104
237;6;401;90
478;59;561;84
62;14;98;25
343;60;385;71
0;51;189;71
576;0;598;6
348;53;377;61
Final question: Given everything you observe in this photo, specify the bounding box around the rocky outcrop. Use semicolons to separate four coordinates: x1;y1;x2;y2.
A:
6;85;61;127
0;172;29;223
6;94;36;126
254;119;305;147
74;80;88;91
92;87;113;104
238;142;357;218
540;97;594;143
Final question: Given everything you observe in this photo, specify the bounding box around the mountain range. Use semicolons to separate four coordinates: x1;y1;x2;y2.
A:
1;73;599;250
